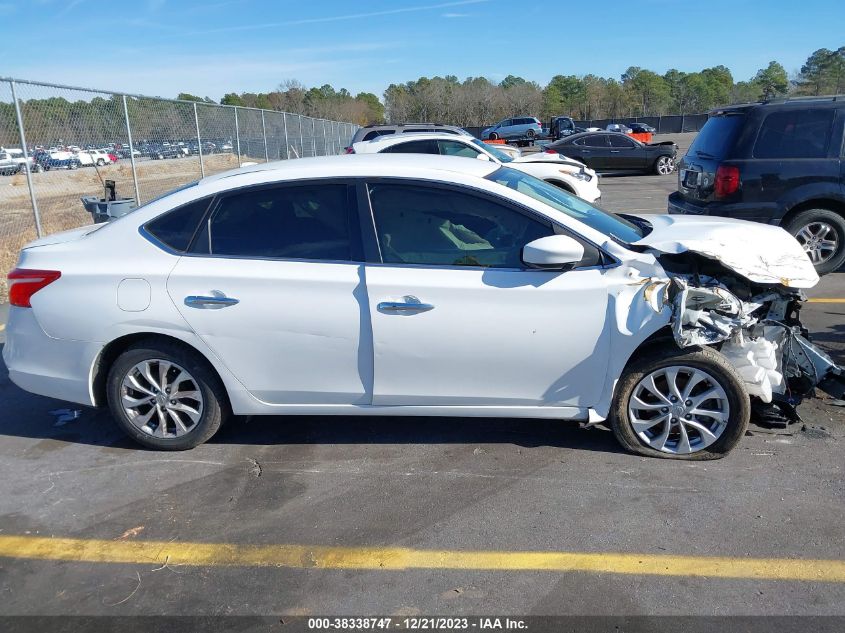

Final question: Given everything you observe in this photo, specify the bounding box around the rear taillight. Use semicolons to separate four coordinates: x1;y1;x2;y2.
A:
344;147;354;154
714;165;740;198
544;149;557;154
8;268;61;308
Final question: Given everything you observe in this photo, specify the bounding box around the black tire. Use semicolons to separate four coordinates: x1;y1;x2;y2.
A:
69;162;78;170
783;208;845;275
526;129;536;139
489;132;499;141
609;345;750;460
106;340;230;450
96;159;105;166
653;155;675;175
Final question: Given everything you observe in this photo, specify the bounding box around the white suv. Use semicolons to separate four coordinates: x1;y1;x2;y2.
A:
353;133;601;203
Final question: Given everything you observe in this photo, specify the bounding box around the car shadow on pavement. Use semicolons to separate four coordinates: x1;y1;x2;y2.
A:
0;343;624;455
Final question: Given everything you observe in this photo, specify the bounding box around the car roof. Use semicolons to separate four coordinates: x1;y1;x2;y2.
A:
199;153;498;186
356;131;480;150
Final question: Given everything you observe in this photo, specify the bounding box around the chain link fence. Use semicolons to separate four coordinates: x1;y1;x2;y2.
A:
0;77;359;300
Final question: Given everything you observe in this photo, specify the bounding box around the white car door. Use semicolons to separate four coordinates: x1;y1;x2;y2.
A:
164;181;372;405
363;180;612;408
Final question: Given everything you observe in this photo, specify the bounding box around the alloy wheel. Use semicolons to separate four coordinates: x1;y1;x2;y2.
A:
120;358;203;438
656;156;674;175
627;365;729;455
795;221;838;265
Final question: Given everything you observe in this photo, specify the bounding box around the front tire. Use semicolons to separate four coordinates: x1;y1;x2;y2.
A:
107;340;229;450
489;132;499;141
654;155;674;175
610;346;749;460
784;208;845;275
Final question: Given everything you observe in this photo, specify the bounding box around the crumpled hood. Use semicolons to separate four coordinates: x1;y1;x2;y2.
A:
631;214;819;288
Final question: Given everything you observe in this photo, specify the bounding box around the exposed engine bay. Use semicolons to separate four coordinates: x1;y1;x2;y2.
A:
654;252;845;426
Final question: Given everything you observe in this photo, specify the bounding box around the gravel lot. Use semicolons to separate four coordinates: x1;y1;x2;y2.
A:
1;132;844;619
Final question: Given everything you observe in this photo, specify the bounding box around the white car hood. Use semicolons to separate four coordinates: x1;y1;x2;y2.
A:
512;152;585;168
631;214;819;288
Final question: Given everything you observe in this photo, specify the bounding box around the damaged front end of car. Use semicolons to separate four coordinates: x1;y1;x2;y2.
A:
654;253;845;426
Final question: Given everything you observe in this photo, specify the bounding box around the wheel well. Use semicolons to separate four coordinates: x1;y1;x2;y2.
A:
545;179;576;195
623;326;677;370
91;332;225;408
780;198;845;227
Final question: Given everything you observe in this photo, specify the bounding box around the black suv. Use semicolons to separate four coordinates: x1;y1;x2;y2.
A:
669;96;845;274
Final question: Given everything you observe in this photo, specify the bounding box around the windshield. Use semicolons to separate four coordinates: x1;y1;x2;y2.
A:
687;114;744;160
486;167;644;243
472;139;513;163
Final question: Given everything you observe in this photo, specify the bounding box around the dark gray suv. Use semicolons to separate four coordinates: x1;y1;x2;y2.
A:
669;96;845;274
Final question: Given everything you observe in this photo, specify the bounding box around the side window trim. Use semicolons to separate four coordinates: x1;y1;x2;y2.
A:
185;179;365;263
359;177;610;270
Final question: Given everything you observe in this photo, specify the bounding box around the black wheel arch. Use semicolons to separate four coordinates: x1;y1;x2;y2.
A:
91;332;228;408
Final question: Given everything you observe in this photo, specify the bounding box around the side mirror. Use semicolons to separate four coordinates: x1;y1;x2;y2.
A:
475;152;491;161
522;235;585;269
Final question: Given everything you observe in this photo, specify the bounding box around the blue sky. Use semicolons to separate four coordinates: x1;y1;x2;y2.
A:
1;0;843;100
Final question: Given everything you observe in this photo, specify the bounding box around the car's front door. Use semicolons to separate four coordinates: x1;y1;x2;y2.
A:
607;134;645;170
362;180;612;408
166;181;372;405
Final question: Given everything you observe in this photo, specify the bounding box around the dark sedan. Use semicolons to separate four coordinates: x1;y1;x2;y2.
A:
629;122;656;134
548;131;676;175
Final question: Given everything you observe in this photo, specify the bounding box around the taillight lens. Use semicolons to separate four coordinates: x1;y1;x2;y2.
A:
7;268;61;307
344;147;354;154
714;165;740;198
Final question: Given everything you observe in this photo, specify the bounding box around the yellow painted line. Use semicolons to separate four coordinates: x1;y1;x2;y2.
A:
2;535;845;582
807;298;845;304
0;322;4;332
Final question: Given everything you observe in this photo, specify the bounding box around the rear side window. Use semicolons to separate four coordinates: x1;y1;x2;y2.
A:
145;197;211;252
201;184;353;261
753;109;835;159
687;114;744;159
383;139;439;154
362;130;395;141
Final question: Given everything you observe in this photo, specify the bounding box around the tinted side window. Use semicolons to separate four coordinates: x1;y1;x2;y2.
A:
753;109;835;159
362;130;395;141
383;140;439;154
585;134;608;148
608;135;636;148
438;140;479;157
368;184;553;268
145;197;211;252
205;185;352;260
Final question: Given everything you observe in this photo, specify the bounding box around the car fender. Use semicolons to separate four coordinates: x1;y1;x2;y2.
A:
778;183;845;222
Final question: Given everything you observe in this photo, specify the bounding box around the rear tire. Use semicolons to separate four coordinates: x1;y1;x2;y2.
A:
107;340;230;450
610;346;749;460
526;129;536;139
784;208;845;275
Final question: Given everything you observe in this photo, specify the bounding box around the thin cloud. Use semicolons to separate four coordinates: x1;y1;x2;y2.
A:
189;0;490;35
442;12;470;17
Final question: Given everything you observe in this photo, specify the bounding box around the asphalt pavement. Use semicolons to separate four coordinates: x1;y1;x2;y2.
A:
0;153;844;619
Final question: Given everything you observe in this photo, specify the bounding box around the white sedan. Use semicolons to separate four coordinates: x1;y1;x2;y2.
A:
4;155;841;458
352;132;601;203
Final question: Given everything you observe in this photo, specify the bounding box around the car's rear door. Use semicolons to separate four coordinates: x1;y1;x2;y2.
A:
361;179;611;408
579;134;610;169
165;181;372;406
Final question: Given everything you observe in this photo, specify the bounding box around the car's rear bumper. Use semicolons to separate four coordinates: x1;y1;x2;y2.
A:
667;192;781;225
3;307;100;407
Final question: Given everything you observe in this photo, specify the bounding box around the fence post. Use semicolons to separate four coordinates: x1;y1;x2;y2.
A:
298;115;304;158
193;102;205;178
10;80;43;238
233;106;242;167
311;118;316;157
283;112;290;159
122;95;142;205
261;110;269;162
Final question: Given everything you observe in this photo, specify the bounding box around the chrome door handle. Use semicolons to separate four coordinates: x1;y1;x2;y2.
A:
184;295;239;309
610;150;620;153
377;295;434;314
